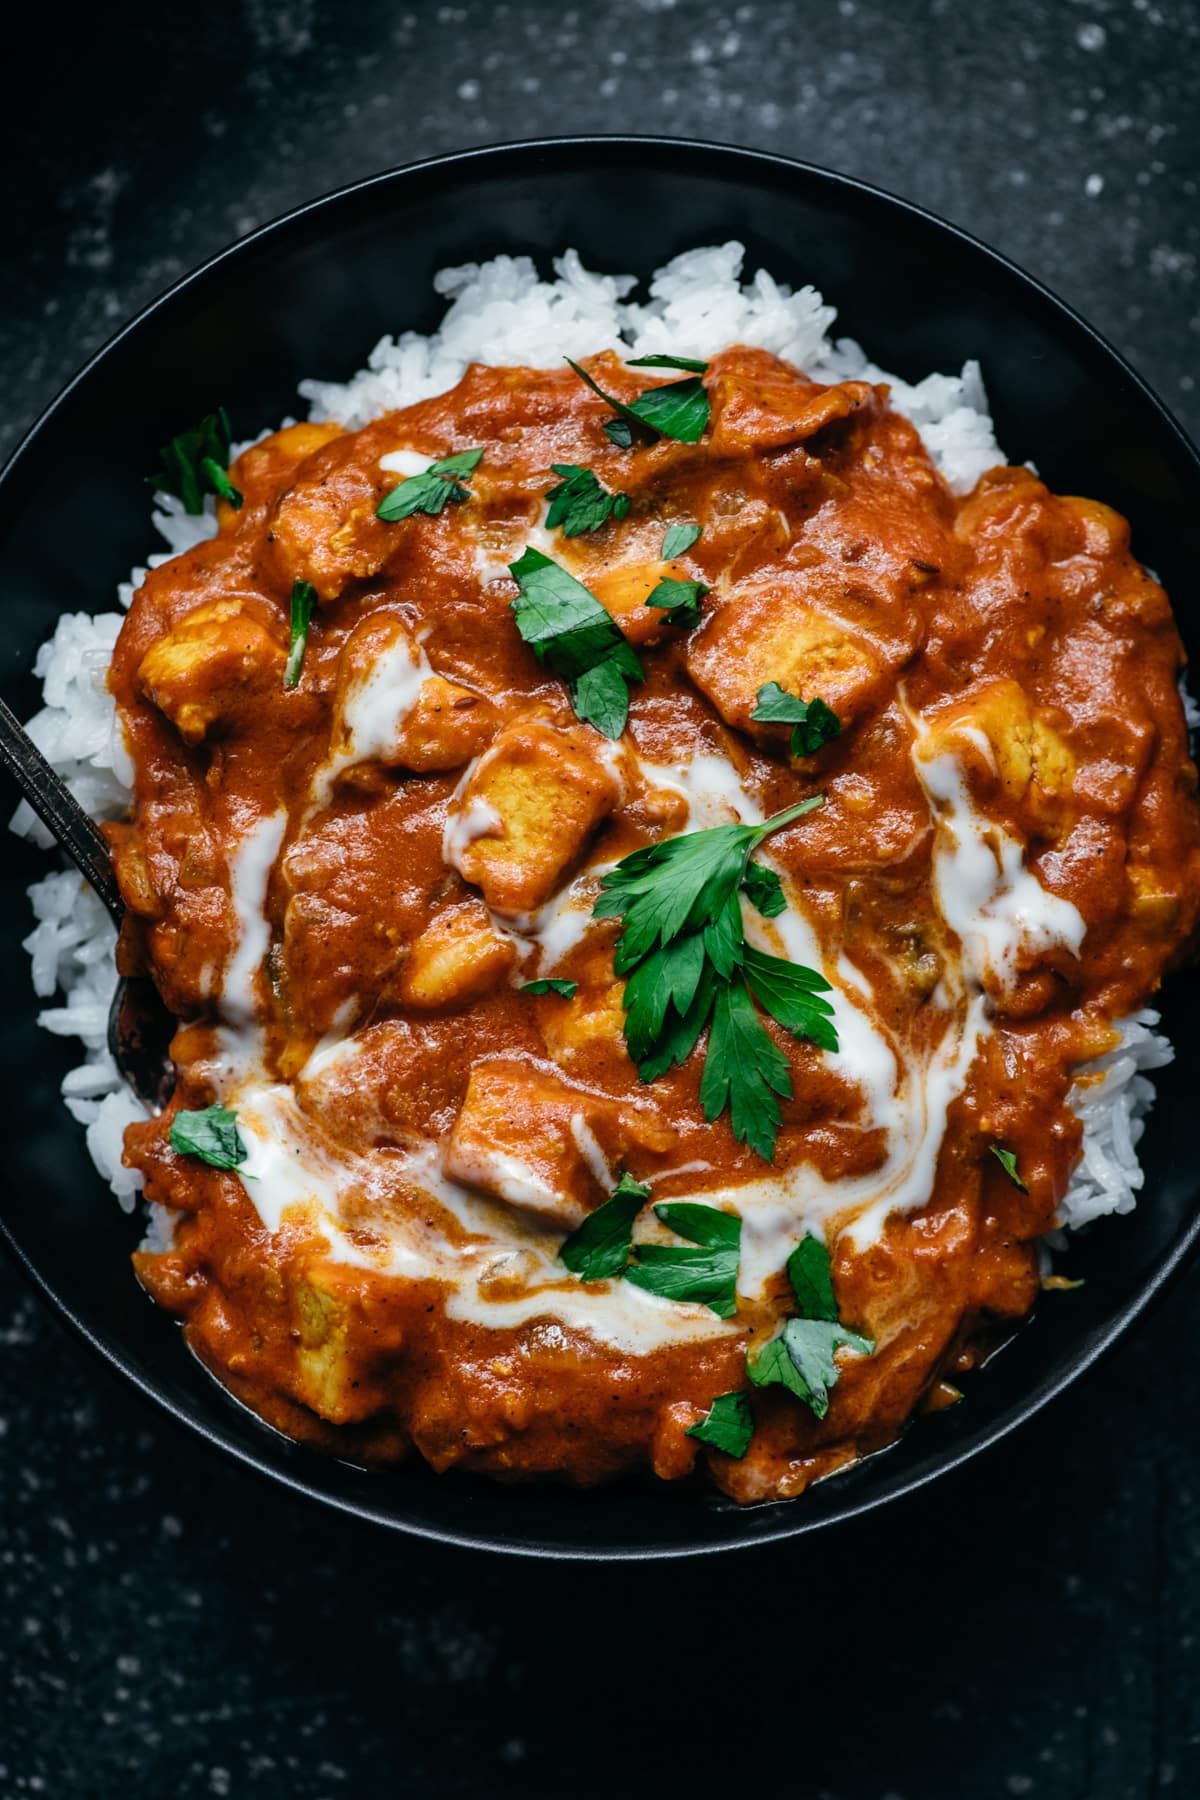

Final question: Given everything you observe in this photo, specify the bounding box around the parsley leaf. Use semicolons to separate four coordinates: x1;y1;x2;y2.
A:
559;1172;650;1280
747;1317;873;1419
990;1144;1028;1193
741;862;786;919
742;945;838;1053
626;353;710;374
595;799;822;969
594;799;834;1161
687;1389;753;1458
376;448;484;522
700;979;793;1163
661;521;702;559
147;407;243;515
521;978;577;997
169;1105;248;1171
283;580;317;690
786;1233;838;1321
545;464;631;537
508;546;643;739
566;358;710;444
645;576;707;630
603;419;634;449
751;682;842;757
626;1202;741;1317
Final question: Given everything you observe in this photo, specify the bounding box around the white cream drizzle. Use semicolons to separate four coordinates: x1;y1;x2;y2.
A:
910;719;1086;993
310;627;433;809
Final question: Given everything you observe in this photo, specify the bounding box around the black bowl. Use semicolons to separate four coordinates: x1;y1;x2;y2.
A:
3;136;1199;1559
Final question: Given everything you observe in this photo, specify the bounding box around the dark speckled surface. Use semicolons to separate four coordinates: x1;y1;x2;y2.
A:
4;3;1200;1795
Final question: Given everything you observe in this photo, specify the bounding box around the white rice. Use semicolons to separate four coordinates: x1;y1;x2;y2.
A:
9;241;1169;1234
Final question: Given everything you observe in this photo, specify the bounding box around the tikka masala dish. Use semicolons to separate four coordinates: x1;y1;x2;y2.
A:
109;347;1200;1502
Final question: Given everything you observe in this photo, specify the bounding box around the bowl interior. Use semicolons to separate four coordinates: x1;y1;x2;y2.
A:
3;138;1198;1557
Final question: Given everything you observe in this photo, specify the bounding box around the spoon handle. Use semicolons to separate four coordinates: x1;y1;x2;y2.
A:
0;694;124;925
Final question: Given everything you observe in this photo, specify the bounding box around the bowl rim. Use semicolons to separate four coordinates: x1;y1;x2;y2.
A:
4;132;1200;1561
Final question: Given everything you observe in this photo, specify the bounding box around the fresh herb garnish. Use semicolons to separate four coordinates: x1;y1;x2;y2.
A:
686;1389;753;1458
146;407;243;515
593;800;837;1161
603;420;634;449
169;1105;248;1172
545;464;631;537
645;576;708;630
751;683;842;757
661;521;702;559
747;1317;873;1419
747;1230;873;1419
559;1172;650;1280
376;448;484;522
566;358;710;445
786;1233;838;1321
521;978;578;998
740;862;786;919
625;1202;741;1318
283;580;317;690
990;1144;1028;1193
508;546;643;739
626;354;710;374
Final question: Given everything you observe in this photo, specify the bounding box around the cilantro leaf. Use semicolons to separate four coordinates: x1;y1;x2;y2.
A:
169;1105;248;1171
742;945;839;1054
700;978;793;1162
990;1144;1028;1193
566;358;710;444
747;1317;874;1419
508;546;643;739
741;862;786;919
376;447;484;522
786;1233;838;1322
521;978;577;997
603;419;634;449
625;1202;741;1317
661;522;702;559
283;580;317;690
147;407;243;515
626;353;710;374
687;1389;753;1458
559;1171;650;1280
545;464;631;537
645;576;707;630
751;682;842;757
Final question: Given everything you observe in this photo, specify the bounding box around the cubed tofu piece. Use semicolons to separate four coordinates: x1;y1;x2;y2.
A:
585;559;677;647
709;363;878;458
332;612;495;776
137;597;286;744
920;679;1075;829
268;433;396;602
291;1272;355;1421
687;582;887;740
398;899;517;1008
447;720;620;915
445;1061;673;1228
219;421;345;526
1126;862;1182;935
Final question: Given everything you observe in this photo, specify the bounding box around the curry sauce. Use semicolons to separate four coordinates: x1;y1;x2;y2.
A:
109;348;1200;1501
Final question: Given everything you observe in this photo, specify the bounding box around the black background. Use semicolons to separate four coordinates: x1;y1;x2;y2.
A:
4;3;1200;1796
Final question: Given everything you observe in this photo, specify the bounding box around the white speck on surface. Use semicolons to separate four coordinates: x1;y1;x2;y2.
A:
1085;172;1105;196
1077;21;1108;51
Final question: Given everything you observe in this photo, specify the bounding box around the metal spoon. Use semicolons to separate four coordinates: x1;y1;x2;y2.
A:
0;694;175;1110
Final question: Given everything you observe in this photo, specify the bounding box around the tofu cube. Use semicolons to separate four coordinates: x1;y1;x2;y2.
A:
333;612;495;776
445;1061;673;1228
398;900;517;1009
687;583;886;739
137;597;285;744
447;720;619;915
920;679;1075;828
